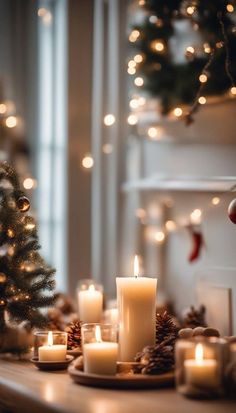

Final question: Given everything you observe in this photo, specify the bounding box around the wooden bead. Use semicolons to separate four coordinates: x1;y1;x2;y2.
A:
178;328;193;339
203;327;220;337
193;326;205;336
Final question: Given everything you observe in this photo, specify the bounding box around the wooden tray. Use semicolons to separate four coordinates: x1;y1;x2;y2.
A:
68;365;174;389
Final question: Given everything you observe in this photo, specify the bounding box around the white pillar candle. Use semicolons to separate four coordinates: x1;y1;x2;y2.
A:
38;332;67;362
116;255;157;361
83;326;118;375
184;343;219;389
78;284;103;323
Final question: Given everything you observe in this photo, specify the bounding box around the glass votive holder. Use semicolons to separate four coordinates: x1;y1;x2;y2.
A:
225;341;236;398
77;279;103;323
81;323;118;375
34;331;67;361
175;337;227;399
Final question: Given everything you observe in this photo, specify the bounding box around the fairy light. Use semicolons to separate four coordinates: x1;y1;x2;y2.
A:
154;231;165;243
127;114;138;125
230;86;236;95
134;77;144;87
81;155;94;169
104;114;116;126
7;229;14;238
190;209;202;224
212;197;220;205
0;274;6;283
226;3;234;13
127;67;136;75
129;30;140;43
186;46;195;54
151;40;165;52
23;177;35;190
139;0;145;5
165;220;177;232
187;6;195;15
149;15;158;24
5;116;17;128
173;107;183;117
198;96;206;105
25;222;36;230
0;103;7;114
38;8;52;26
199;74;207;83
128;60;136;68
129;98;139;109
135;208;146;219
147;127;163;140
134;54;143;63
216;41;224;48
204;43;211;53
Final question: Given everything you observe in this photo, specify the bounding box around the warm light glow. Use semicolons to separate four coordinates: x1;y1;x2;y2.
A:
134;77;144;87
149;15;158;24
7;229;14;238
173;107;183;117
38;8;52;25
129;30;140;43
134;54;143;63
198;96;206;105
104;114;116;126
204;43;211;53
186;46;195;54
82;155;94;169
129;98;139;109
195;343;204;362
187;6;195;15
147;126;162;139
25;222;36;230
154;231;165;243
139;0;145;5
48;331;53;346
134;255;139;277
5;116;17;128
230;86;236;95
226;3;234;13
216;41;223;48
23;177;35;190
212;197;220;206
138;96;146;106
127;114;138;125
127;67;136;75
190;208;202;224
89;284;95;292
152;40;165;52
0;103;7;114
199;74;207;83
102;143;113;154
128;60;136;68
135;208;146;219
95;325;102;342
165;220;177;232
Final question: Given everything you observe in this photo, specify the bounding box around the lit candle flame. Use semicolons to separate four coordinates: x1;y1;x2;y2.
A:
134;255;139;277
88;284;95;292
48;331;53;346
195;343;204;362
95;325;102;342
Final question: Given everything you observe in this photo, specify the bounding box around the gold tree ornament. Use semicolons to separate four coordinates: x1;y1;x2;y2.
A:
16;195;30;212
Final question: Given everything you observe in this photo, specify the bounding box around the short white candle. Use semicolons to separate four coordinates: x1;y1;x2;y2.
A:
184;343;219;389
38;331;67;362
116;255;157;361
78;284;103;323
83;325;118;375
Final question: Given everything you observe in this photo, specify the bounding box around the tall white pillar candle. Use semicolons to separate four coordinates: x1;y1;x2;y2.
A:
78;284;103;323
116;256;157;361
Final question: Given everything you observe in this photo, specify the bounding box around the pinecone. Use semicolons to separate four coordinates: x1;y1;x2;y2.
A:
135;341;175;375
182;305;207;329
65;320;81;350
156;311;179;346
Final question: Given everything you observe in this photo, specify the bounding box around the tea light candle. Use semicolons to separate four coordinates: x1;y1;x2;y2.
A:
116;256;157;361
78;284;103;323
184;343;218;389
83;325;118;375
38;331;67;362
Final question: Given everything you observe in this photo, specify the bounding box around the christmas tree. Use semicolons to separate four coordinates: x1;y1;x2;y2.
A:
0;162;55;337
129;0;236;121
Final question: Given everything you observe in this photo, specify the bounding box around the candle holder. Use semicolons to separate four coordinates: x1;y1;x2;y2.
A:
77;279;103;323
225;341;236;398
81;323;118;375
175;337;227;399
34;331;67;358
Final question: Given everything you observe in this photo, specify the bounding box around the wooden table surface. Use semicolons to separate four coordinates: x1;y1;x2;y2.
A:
0;359;235;413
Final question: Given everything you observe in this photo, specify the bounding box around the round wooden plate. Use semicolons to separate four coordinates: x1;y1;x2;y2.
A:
31;355;74;371
68;365;174;389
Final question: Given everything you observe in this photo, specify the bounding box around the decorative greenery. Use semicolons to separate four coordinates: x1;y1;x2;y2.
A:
0;162;55;334
129;0;236;121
